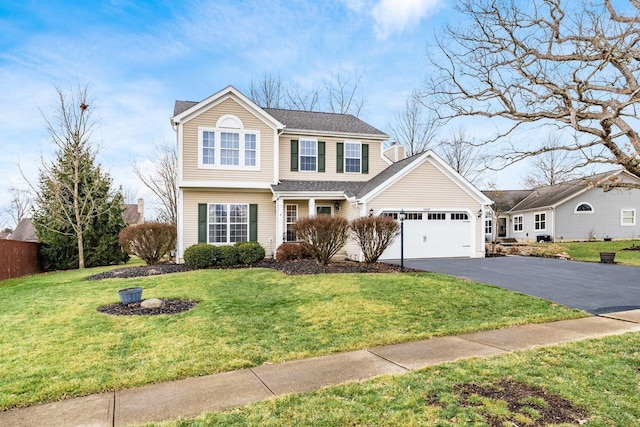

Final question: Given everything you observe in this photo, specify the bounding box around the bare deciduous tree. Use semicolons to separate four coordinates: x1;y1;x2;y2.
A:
249;72;285;108
427;0;640;189
388;90;440;155
324;68;365;117
133;142;177;225
286;84;320;111
522;134;583;188
4;186;33;227
436;128;485;184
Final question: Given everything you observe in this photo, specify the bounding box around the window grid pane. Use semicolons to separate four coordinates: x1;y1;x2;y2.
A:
203;131;215;164
285;205;298;242
245;134;256;166
221;132;240;165
299;140;317;171
345;143;361;173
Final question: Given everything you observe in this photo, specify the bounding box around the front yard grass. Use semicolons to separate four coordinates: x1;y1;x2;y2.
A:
0;266;585;411
156;333;640;426
540;240;640;266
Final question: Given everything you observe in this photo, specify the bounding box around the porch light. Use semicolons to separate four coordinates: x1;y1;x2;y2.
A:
478;209;483;218
334;202;340;211
369;208;374;217
399;209;405;271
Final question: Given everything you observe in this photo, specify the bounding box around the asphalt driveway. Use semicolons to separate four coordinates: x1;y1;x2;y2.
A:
390;256;640;314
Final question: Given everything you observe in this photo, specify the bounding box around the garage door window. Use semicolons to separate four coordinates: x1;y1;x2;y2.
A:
427;213;446;220
451;212;469;220
382;212;423;220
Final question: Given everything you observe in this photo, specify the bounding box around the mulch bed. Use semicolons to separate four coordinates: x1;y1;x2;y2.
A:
427;379;588;426
97;299;197;316
85;259;417;281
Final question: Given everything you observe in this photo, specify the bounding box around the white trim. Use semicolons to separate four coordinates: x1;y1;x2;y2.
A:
284;204;298;242
344;140;362;174
513;215;524;233
281;128;388;141
216;114;243;129
179;180;272;189
272;191;348;200
206;203;250;244
171;86;285;131
298;138;318;172
177;187;184;262
275;198;284;248
621;208;636;226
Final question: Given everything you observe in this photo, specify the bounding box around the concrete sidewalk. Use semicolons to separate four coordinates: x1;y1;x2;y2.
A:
3;310;640;427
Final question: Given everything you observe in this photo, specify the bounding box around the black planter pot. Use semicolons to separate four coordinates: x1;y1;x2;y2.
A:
599;252;616;264
118;287;143;304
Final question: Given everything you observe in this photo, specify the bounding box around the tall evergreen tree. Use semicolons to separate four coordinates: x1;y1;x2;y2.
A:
33;85;128;270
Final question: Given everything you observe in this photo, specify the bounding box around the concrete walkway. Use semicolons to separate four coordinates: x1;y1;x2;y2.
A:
3;310;640;427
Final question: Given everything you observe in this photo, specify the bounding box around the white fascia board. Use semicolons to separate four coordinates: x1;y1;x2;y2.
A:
172;86;285;130
282;128;388;141
271;191;348;201
178;180;273;189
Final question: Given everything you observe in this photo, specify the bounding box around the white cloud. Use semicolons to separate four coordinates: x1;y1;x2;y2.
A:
372;0;442;39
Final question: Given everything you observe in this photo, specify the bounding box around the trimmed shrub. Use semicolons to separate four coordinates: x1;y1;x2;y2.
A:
184;243;217;269
234;241;266;264
293;216;349;265
275;242;303;261
118;223;177;265
350;216;400;263
215;245;239;267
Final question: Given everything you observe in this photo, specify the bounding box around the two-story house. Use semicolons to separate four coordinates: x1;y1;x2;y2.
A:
171;86;492;262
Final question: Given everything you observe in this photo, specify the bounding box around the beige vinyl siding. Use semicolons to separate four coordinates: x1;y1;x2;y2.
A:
182;189;276;257
279;136;388;181
341;202;366;261
182;98;275;183
367;161;485;257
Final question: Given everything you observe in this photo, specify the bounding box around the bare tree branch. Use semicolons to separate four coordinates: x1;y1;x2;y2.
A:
3;186;33;227
387;89;440;155
436;128;486;185
324;68;366;117
132;142;177;225
250;72;285;108
425;0;640;189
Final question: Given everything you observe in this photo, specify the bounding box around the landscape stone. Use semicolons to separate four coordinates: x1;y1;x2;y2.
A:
141;298;163;309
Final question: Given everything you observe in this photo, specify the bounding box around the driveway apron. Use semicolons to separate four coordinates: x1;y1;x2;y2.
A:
394;256;640;314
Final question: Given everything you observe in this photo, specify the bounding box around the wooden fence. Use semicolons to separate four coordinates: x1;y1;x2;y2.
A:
0;240;42;281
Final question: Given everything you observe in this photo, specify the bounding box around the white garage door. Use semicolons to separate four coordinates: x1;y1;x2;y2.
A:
379;211;472;260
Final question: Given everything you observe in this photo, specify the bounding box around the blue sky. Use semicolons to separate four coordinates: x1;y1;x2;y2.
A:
0;0;515;226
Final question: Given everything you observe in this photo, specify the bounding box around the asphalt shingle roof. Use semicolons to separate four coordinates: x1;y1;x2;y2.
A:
482;190;534;212
7;218;38;242
172;100;387;137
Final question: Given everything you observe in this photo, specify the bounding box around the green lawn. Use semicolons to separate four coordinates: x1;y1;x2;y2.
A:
0;265;585;411
154;333;640;426
541;240;640;265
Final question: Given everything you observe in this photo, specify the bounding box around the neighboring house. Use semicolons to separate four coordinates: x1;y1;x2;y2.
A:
7;218;38;242
171;86;492;262
123;198;145;226
0;228;11;239
483;170;640;242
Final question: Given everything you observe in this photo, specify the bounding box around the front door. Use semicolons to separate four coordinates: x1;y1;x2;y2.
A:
498;218;507;238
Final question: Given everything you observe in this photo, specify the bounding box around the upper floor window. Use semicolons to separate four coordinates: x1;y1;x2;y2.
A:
621;209;636;226
513;215;523;232
534;212;546;231
575;202;594;213
198;115;259;170
345;142;361;173
299;139;317;171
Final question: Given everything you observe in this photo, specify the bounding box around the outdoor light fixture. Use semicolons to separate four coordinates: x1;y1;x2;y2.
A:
334;202;340;211
478;209;483;218
369;208;374;217
399;209;406;271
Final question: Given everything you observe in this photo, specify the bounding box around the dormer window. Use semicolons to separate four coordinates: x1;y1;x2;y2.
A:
198;115;260;170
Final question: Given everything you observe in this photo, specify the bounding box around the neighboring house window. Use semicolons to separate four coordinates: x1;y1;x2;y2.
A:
198;123;259;170
513;215;523;232
451;212;469;220
286;204;298;242
208;203;248;243
485;219;492;235
621;209;636;226
345;142;361;173
299;139;317;171
202;131;215;165
534;213;546;231
427;213;446;220
575;202;594;213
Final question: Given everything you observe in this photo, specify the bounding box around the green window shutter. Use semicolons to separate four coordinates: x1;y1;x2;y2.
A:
198;203;207;243
336;142;344;173
249;204;258;242
318;141;325;172
290;140;299;172
362;144;369;174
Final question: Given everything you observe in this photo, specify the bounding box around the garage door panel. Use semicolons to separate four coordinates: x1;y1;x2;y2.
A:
380;212;471;260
